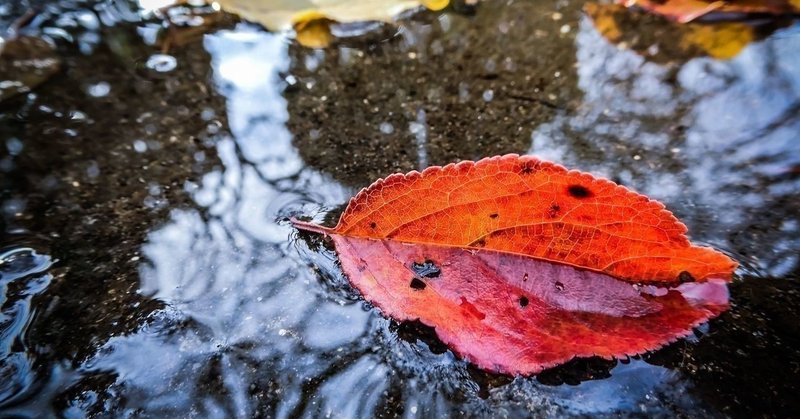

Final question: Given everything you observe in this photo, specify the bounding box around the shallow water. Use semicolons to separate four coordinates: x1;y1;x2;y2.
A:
0;1;798;417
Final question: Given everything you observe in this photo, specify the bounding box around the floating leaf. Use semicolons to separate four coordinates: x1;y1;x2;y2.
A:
586;3;760;61
215;0;449;47
621;0;800;23
293;155;737;374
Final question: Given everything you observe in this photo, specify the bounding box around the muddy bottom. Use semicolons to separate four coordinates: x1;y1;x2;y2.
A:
1;0;798;417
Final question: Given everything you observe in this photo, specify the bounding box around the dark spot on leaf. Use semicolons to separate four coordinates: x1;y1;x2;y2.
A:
519;296;529;307
521;162;536;174
548;203;561;218
475;239;487;248
410;277;426;290
567;184;593;199
678;271;695;283
411;259;441;278
489;213;499;219
555;281;565;291
523;273;529;282
370;222;377;229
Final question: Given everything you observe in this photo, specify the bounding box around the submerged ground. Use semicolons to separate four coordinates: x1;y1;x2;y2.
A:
1;0;799;417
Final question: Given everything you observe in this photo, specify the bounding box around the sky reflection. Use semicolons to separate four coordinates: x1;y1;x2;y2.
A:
76;19;718;419
2;2;797;417
84;27;365;417
532;17;800;278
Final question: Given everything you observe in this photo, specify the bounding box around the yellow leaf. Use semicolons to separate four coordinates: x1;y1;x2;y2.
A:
682;23;754;60
586;3;757;61
422;0;449;11
216;0;448;31
584;3;623;42
294;18;334;48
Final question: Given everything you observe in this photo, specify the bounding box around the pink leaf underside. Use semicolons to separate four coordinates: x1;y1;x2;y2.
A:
334;235;729;375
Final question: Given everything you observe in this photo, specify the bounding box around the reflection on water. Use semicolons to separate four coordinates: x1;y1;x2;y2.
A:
0;247;53;407
285;2;585;186
531;17;800;278
69;21;708;417
81;28;359;416
0;0;798;417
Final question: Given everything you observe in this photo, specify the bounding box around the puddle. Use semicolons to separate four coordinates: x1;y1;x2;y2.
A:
0;0;798;417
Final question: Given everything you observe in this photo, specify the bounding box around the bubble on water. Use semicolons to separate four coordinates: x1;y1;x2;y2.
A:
70;111;87;121
200;108;216;121
87;82;110;97
379;122;394;135
183;180;198;194
2;198;26;217
482;89;494;102
6;138;23;156
305;51;324;72
78;32;100;55
146;54;177;73
206;121;222;134
76;10;100;30
148;183;162;196
133;140;147;153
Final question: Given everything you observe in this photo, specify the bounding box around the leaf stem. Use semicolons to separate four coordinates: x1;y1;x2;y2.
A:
290;217;334;235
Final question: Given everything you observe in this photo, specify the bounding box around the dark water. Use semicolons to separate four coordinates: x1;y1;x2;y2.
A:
0;1;798;417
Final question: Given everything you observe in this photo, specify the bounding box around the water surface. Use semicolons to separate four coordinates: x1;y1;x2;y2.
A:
1;1;798;417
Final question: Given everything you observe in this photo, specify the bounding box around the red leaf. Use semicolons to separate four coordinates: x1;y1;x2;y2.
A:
620;0;800;23
294;155;737;375
322;154;734;284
